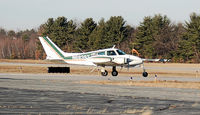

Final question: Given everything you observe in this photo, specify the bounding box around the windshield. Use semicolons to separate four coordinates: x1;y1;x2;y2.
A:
116;50;126;55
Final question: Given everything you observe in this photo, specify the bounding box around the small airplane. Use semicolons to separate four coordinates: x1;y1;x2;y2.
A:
39;36;167;77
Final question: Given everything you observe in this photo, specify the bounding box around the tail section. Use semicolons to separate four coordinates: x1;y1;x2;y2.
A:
39;36;71;60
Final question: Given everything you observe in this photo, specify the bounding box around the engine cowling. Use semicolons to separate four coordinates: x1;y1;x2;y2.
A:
112;57;132;65
112;57;125;64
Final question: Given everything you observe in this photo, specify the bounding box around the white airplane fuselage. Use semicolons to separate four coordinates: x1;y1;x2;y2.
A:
39;36;147;77
63;49;143;67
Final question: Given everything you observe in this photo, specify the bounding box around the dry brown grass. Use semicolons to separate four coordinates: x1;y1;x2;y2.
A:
123;106;153;115
69;62;200;77
0;65;47;73
79;80;200;89
0;59;199;77
0;59;53;64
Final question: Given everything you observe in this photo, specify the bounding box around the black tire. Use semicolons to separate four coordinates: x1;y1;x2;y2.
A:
112;71;118;76
101;70;108;76
143;72;148;77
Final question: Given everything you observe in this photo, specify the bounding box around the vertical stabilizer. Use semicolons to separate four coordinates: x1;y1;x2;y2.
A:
38;36;66;60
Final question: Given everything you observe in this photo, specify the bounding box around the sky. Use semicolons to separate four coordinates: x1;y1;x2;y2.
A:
0;0;200;31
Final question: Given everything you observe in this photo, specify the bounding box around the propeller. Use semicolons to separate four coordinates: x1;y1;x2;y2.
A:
126;58;133;71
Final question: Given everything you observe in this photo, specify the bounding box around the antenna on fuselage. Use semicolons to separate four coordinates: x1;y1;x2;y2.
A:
112;45;116;49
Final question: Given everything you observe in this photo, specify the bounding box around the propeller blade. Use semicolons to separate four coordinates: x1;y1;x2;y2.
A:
127;61;130;71
126;58;132;71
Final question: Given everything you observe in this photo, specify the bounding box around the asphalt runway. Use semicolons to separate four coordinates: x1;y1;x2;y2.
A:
0;73;200;114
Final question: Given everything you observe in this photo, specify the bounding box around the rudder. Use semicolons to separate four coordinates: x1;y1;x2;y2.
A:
38;36;65;60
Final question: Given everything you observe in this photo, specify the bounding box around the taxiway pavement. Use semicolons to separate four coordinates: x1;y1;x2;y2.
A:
0;73;200;114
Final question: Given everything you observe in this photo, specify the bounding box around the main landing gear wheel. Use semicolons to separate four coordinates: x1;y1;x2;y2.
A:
112;71;118;76
143;72;148;77
101;70;108;76
112;66;118;76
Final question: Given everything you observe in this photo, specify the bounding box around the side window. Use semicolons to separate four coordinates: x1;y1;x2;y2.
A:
107;50;116;56
98;51;105;55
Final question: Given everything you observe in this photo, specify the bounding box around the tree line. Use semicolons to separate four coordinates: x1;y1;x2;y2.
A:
0;13;200;63
0;29;37;59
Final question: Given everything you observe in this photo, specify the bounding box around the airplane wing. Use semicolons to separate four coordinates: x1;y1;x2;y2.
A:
142;59;171;63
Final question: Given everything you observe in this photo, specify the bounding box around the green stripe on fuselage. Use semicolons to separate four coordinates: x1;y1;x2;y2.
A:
43;37;72;59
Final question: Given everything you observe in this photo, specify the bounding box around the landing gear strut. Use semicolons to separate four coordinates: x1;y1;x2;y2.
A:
112;66;118;76
142;63;148;77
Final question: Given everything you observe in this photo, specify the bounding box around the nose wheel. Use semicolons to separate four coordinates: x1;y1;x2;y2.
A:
143;71;148;77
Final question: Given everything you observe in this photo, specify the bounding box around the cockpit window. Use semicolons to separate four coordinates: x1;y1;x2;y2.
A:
107;50;116;56
116;50;126;55
98;51;105;55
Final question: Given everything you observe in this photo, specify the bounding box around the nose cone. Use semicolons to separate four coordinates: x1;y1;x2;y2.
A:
129;56;143;66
